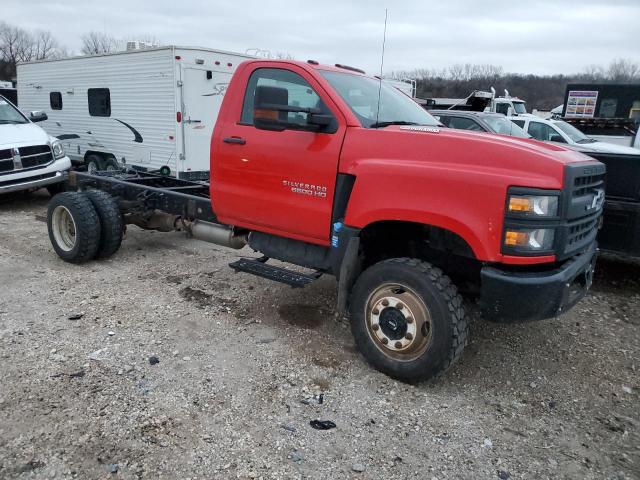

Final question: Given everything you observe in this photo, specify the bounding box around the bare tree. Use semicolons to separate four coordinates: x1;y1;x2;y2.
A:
33;30;59;60
0;21;32;64
81;31;116;55
607;58;640;82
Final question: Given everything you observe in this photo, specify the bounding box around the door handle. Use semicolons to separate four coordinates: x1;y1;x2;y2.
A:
223;137;246;145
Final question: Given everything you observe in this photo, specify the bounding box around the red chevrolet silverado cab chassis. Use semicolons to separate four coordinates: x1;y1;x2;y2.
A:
47;60;605;381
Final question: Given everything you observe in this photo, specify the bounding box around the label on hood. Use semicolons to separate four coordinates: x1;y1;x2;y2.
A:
400;126;440;133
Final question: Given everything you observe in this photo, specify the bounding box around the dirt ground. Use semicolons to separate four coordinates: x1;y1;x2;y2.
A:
0;190;638;480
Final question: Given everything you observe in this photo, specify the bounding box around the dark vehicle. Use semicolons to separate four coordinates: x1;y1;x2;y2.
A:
575;151;640;258
431;110;531;138
561;83;640;148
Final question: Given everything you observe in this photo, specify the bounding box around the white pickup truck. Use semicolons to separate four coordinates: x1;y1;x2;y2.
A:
0;95;71;195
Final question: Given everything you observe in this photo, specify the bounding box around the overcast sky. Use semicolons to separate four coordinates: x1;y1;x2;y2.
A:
4;0;639;75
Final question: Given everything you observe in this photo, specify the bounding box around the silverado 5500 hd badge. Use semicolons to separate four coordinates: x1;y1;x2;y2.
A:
283;180;327;198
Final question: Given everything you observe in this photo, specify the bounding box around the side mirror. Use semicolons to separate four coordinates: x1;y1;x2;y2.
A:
29;111;48;122
253;85;290;131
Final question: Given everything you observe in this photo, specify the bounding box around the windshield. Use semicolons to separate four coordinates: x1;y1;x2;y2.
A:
0;97;28;124
554;121;595;143
483;115;531;138
512;102;527;114
320;70;439;128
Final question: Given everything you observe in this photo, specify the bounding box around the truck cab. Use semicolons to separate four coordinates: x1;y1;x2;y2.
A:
0;95;71;195
48;60;606;382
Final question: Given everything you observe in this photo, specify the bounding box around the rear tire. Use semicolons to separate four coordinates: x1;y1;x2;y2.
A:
47;192;101;263
85;154;104;174
84;190;123;259
349;257;468;382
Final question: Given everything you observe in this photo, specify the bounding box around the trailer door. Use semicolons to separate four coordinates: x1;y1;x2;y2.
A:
181;66;232;179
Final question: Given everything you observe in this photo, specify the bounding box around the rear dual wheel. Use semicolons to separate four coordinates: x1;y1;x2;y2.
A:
47;190;123;263
349;258;468;382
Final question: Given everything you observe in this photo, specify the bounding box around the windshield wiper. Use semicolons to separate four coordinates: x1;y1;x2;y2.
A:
0;120;26;124
577;138;597;144
369;120;420;129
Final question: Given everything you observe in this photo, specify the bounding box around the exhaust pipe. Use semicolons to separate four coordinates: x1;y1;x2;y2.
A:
125;210;247;249
189;220;247;249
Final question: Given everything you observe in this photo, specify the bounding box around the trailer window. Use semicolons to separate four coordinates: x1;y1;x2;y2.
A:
88;88;111;117
50;92;62;110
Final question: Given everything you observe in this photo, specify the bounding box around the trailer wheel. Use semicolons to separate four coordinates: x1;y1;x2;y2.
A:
85;154;104;174
47;192;101;263
103;157;120;172
349;258;468;382
84;190;124;259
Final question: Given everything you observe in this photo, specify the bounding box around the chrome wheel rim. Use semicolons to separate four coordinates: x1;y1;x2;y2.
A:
51;205;77;252
87;161;98;174
365;283;432;362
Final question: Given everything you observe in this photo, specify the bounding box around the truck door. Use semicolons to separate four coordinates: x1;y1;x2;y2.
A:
182;66;233;177
213;66;345;244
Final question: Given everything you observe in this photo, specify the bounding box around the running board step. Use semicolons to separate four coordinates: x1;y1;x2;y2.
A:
229;258;320;288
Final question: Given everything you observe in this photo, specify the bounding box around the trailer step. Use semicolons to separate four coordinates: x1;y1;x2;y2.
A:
229;258;320;288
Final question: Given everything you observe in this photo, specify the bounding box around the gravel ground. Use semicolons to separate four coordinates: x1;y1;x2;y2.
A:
0;190;638;480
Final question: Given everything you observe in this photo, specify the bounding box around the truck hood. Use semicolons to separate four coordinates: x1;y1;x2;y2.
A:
0;122;51;148
340;126;597;191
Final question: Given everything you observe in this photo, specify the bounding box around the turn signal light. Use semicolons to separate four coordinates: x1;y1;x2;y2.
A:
504;230;529;247
508;197;532;212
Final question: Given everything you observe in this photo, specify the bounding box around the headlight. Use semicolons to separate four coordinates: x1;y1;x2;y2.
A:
51;140;65;159
507;194;559;217
504;228;555;252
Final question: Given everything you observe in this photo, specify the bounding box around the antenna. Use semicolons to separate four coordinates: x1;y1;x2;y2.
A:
374;9;388;126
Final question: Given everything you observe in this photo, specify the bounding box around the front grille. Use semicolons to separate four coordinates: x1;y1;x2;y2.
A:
0;144;53;176
566;213;599;248
20;145;53;168
559;162;607;258
573;173;605;197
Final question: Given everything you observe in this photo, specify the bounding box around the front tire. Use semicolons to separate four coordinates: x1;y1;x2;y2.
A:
47;192;101;263
349;258;468;382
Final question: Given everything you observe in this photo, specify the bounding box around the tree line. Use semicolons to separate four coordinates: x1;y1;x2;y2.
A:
0;22;158;81
393;59;640;111
1;21;638;111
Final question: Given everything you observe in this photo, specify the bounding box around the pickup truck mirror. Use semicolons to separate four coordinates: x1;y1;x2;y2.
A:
29;111;48;122
253;85;334;132
549;134;566;143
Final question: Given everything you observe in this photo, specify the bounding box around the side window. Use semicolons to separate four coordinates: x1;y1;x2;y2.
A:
528;122;564;142
50;92;62;110
241;68;330;127
88;88;111;117
511;119;525;129
495;103;509;115
448;116;485;132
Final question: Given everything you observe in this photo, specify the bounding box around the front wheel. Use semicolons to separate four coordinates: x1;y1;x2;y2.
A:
349;258;468;382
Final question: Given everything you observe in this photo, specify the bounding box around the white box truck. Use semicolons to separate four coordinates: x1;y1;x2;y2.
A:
17;46;252;180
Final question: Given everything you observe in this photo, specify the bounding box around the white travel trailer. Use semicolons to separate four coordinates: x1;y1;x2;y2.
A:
17;46;253;180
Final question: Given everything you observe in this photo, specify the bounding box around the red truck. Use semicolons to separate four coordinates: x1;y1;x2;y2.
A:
46;59;605;381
